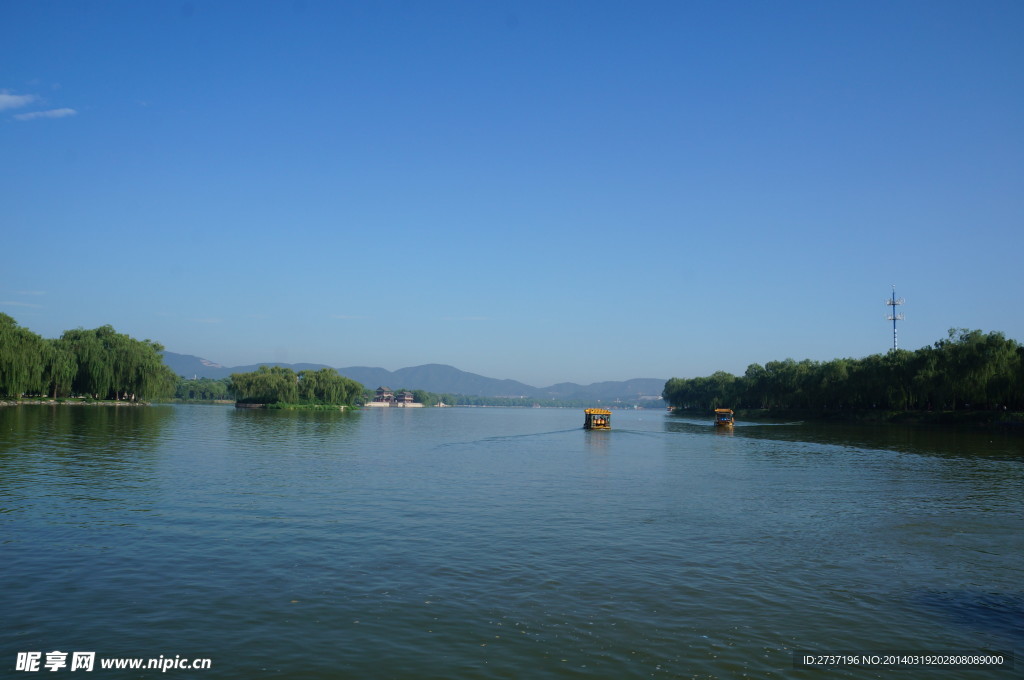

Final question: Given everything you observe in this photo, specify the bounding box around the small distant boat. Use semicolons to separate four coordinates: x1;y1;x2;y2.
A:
714;408;735;428
583;408;611;430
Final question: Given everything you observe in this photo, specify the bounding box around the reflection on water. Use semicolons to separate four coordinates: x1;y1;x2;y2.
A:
2;405;1021;679
225;405;361;449
0;403;173;455
666;413;1024;460
0;404;174;495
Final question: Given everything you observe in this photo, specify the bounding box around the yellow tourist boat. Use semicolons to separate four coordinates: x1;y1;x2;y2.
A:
714;408;735;428
583;408;612;430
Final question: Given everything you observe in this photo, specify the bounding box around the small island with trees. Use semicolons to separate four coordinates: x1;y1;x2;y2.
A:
228;365;363;410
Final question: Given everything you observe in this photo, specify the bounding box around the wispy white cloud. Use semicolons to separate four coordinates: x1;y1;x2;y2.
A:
0;91;37;111
1;301;43;308
16;290;46;296
14;107;77;121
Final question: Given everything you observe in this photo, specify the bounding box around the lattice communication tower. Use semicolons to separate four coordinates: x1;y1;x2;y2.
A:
886;285;905;351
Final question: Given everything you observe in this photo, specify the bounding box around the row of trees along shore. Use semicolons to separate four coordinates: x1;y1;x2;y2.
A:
175;377;233;401
172;378;627;409
0;314;177;401
663;329;1024;412
228;365;363;407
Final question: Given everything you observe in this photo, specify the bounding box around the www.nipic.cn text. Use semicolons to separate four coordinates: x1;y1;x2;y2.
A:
16;652;212;673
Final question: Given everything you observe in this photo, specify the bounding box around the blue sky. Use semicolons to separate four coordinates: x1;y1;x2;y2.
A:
3;0;1022;386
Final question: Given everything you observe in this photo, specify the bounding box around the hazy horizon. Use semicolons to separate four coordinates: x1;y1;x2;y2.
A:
160;348;670;387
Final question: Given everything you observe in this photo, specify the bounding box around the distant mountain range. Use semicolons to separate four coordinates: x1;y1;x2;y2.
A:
161;351;666;402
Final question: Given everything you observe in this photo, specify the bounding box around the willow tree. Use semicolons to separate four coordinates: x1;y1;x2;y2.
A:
113;336;176;400
1;316;174;401
61;327;114;399
42;337;78;398
0;313;47;397
298;368;363;405
932;329;1021;410
229;365;300;404
60;325;175;400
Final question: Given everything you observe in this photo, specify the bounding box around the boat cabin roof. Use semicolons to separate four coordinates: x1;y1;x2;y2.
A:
584;408;612;415
714;408;734;414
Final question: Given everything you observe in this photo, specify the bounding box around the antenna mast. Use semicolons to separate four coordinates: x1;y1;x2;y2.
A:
886;285;905;351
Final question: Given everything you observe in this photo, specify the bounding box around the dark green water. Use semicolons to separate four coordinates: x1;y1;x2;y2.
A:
2;405;1021;678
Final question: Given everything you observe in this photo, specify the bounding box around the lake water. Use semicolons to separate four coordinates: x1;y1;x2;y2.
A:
2;405;1021;678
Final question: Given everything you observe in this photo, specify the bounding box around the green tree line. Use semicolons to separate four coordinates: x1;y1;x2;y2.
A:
229;365;364;406
0;314;177;401
663;329;1024;412
174;377;233;401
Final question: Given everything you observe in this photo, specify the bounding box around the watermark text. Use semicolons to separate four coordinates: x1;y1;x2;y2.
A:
16;652;211;673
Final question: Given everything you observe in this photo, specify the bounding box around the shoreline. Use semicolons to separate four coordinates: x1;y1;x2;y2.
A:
671;407;1024;429
0;399;149;407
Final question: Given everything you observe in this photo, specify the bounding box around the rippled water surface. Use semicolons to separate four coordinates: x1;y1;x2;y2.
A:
2;405;1022;678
